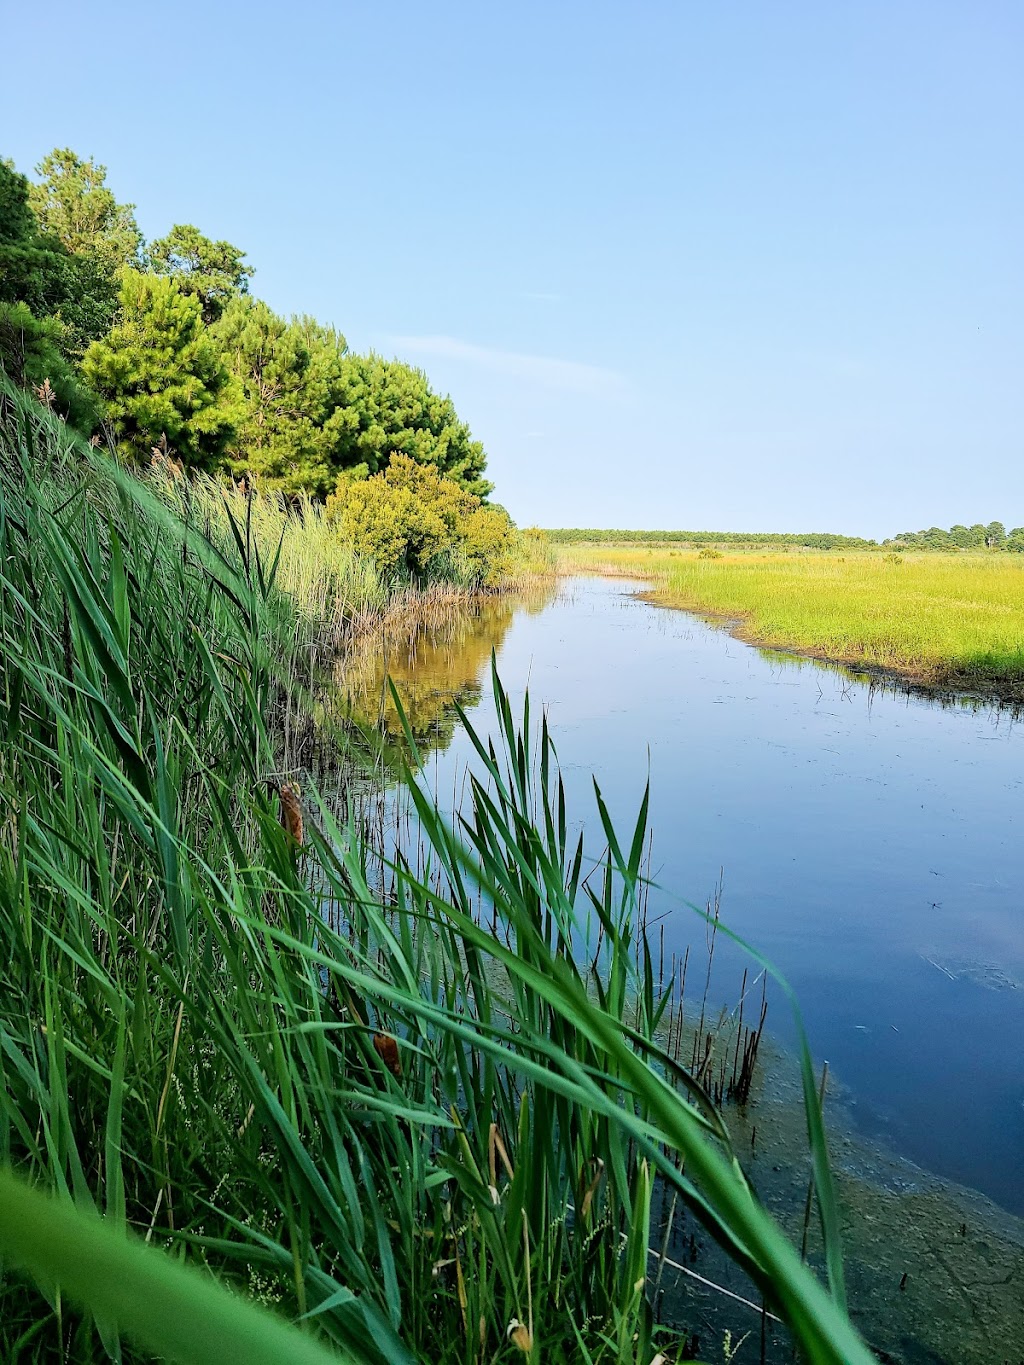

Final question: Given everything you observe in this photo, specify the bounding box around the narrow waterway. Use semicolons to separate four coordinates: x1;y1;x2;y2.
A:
344;574;1024;1222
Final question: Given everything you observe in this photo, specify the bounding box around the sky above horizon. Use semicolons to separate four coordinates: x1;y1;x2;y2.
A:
2;1;1021;537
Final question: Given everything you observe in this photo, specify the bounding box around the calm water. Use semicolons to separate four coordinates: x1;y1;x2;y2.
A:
354;575;1024;1215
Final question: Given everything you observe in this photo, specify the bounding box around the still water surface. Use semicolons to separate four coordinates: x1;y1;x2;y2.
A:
350;575;1024;1216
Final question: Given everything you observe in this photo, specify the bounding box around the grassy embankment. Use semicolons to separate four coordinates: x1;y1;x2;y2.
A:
0;385;873;1362
559;543;1024;700
147;465;553;660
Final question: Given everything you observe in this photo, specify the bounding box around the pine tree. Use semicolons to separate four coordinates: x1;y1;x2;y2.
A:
82;271;235;469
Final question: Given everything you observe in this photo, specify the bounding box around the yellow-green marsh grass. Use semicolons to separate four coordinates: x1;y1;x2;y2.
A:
559;544;1024;699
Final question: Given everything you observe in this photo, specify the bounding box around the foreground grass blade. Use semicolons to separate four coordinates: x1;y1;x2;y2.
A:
0;1169;350;1365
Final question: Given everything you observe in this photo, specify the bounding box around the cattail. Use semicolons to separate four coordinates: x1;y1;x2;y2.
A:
373;1032;402;1076
276;780;304;845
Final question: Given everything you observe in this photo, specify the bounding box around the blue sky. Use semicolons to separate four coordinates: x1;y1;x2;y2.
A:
3;2;1021;535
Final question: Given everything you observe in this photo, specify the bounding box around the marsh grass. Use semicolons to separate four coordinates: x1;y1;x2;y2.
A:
560;544;1024;698
147;466;553;664
0;385;872;1362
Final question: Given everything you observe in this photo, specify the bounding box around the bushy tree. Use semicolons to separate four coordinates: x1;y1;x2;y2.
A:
1;161;64;317
890;520;1019;552
211;309;492;499
211;296;354;495
0;160;37;251
149;224;254;323
334;353;491;496
5;149;494;502
28;149;141;272
326;452;514;584
82;270;235;469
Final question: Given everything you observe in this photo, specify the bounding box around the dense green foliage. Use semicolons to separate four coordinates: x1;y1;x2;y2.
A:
0;146;491;504
0;383;873;1363
0;157;116;420
15;149;134;354
546;527;879;549
27;147;142;270
327;452;515;585
332;351;491;497
0;300;100;429
82;269;237;469
148;222;254;322
211;297;356;496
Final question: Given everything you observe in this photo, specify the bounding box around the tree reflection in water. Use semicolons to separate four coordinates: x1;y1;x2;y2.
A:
334;583;555;767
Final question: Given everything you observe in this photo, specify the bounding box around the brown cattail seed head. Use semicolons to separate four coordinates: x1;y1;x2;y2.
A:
276;781;304;845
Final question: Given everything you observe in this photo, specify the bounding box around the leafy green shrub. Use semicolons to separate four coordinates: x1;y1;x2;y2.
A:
326;452;518;586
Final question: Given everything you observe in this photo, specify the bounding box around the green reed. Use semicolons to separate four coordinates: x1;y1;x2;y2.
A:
0;382;872;1362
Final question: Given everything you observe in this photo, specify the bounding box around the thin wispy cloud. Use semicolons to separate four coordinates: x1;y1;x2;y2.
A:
387;334;627;398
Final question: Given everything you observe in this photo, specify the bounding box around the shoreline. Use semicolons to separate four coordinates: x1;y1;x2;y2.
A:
560;565;1024;708
643;592;1024;708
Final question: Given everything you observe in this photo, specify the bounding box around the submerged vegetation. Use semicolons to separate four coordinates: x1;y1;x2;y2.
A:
0;375;879;1360
560;544;1024;700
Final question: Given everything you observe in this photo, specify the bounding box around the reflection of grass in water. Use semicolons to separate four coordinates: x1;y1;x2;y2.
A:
561;546;1024;698
335;583;556;758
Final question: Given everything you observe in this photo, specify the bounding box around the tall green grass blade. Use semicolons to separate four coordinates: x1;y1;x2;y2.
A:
0;1169;351;1365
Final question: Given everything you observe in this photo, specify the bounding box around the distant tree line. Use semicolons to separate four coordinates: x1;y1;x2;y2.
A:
885;521;1024;552
549;524;1024;552
0;149;490;499
545;528;878;549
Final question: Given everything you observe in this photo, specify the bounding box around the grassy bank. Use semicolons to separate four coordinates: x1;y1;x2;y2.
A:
0;386;872;1362
560;544;1024;700
144;467;553;662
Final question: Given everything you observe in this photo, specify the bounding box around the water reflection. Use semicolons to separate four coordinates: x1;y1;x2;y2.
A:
335;582;556;763
751;638;1024;722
